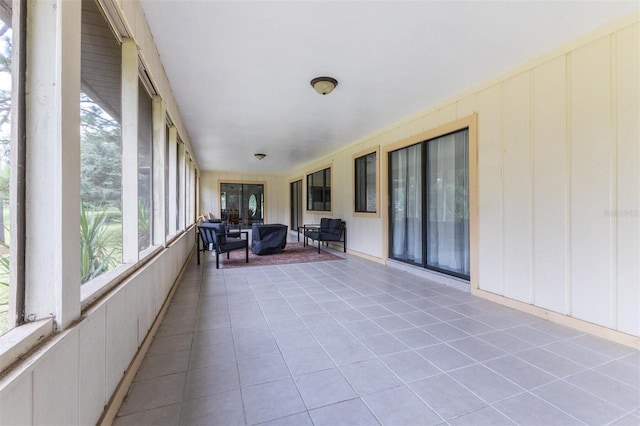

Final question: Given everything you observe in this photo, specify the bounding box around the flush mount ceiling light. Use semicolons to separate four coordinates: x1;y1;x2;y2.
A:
254;153;266;160
310;76;338;95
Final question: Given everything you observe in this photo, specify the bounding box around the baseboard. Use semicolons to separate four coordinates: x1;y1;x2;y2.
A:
473;288;640;350
344;246;384;265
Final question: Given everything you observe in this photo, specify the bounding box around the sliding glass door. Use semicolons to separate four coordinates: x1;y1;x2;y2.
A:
389;143;423;264
426;130;469;277
220;183;264;227
389;129;469;280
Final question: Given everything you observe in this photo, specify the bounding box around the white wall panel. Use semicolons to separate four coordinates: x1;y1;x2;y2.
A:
438;104;457;125
0;373;32;425
33;332;79;425
125;280;141;361
457;95;477;119
78;306;107;426
502;72;533;302
105;290;127;398
137;268;156;347
476;86;504;295
570;37;613;326
615;23;640;335
532;56;569;313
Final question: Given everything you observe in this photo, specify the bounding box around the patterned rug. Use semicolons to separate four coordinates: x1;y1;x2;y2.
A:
219;242;344;269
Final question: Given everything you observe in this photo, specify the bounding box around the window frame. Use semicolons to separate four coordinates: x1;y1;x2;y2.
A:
353;147;380;217
137;75;154;253
306;165;332;213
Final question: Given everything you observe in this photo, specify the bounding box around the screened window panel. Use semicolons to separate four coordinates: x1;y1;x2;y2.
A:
0;1;13;334
175;141;180;231
80;0;123;284
138;79;152;251
164;125;169;237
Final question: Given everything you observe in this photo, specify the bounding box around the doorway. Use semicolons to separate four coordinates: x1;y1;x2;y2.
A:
220;183;264;227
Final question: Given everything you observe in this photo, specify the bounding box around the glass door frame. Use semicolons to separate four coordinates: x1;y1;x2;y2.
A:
219;181;266;228
387;128;471;281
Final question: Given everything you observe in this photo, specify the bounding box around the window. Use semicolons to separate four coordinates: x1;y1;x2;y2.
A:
389;128;469;280
164;124;170;237
0;0;17;335
175;141;180;231
80;0;123;284
138;79;152;252
188;158;196;224
354;151;377;213
307;167;331;212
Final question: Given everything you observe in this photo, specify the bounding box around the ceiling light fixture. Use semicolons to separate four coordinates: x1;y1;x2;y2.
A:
254;153;266;160
310;76;338;95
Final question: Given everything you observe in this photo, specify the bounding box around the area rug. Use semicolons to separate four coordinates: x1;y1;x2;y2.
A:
219;242;344;269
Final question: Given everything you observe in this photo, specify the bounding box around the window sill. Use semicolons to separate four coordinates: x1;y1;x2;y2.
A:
81;245;163;310
353;211;380;218
0;317;54;375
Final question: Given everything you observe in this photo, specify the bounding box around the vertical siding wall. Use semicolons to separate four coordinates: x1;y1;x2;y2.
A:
282;19;638;336
475;22;639;336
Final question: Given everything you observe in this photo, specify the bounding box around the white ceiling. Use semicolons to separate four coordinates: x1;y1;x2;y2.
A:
139;0;638;175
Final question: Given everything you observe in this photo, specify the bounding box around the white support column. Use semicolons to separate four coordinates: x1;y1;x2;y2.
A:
168;127;177;237
25;0;81;329
121;39;139;263
152;96;166;247
178;142;186;231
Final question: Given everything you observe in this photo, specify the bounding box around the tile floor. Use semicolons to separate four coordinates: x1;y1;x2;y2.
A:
115;248;640;425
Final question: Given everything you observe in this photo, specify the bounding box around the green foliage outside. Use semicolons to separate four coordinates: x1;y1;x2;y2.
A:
0;20;153;331
79;93;123;284
80;204;120;284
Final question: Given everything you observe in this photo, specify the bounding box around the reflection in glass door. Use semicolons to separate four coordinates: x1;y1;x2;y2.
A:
220;183;264;227
290;180;302;231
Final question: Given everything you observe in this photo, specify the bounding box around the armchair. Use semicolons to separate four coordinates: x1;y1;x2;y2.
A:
303;218;346;253
197;222;248;268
